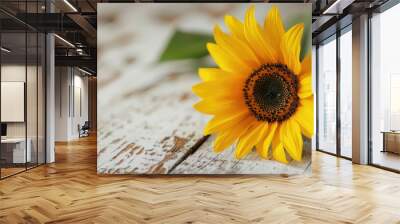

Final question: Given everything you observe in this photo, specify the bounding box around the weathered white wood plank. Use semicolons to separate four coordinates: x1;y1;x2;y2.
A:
97;3;216;174
171;137;311;175
97;73;206;174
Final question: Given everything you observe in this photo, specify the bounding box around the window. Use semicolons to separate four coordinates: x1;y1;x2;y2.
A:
370;3;400;171
317;36;337;154
339;29;352;158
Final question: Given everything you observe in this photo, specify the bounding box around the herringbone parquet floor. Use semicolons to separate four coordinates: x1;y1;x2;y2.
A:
1;135;400;224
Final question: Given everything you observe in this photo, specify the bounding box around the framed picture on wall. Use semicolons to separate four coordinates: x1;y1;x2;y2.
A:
1;81;25;122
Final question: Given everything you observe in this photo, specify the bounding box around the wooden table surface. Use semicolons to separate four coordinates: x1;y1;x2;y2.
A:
97;3;311;175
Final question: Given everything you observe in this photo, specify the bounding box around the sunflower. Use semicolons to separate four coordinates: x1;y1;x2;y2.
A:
192;5;313;163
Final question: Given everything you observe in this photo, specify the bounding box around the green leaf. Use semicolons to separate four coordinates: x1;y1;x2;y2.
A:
285;11;312;60
159;30;214;62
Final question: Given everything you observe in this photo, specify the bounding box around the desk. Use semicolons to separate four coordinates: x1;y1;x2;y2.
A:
1;138;31;163
381;131;400;155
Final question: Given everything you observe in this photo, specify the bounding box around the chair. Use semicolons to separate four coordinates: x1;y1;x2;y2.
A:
79;121;90;138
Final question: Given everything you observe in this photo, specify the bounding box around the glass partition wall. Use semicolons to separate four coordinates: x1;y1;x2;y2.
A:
316;0;400;172
370;3;400;172
0;31;27;177
0;2;46;179
316;26;352;159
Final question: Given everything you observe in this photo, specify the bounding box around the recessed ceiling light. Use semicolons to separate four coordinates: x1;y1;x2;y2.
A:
78;67;93;76
1;47;11;53
322;0;356;15
54;34;75;48
63;0;78;12
323;0;344;14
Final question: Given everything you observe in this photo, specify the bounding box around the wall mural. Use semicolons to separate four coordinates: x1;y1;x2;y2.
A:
97;3;313;175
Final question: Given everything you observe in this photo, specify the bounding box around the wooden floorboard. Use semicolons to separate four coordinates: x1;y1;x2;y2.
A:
0;135;400;223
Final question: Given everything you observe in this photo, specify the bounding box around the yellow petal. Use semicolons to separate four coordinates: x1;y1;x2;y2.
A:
300;52;311;77
257;122;277;159
235;122;266;159
213;116;255;152
298;75;312;99
293;97;314;138
214;25;261;68
193;99;245;115
192;76;243;99
280;118;303;161
204;110;249;135
224;15;246;42
281;23;304;75
244;5;277;64
272;131;288;163
198;68;231;82
264;6;285;61
256;141;265;158
253;123;270;157
207;43;251;75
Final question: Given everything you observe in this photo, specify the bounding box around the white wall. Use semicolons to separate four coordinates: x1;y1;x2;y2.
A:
55;66;69;141
1;65;39;138
55;67;89;141
1;66;26;139
70;73;89;138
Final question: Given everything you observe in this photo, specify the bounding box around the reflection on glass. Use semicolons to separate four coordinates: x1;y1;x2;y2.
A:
318;37;337;154
340;29;352;158
1;32;27;177
0;1;47;179
371;3;400;171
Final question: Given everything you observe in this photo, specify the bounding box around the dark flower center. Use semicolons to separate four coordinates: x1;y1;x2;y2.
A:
243;64;299;122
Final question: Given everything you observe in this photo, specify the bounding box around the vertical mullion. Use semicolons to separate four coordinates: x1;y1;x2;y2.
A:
44;27;47;164
36;0;39;167
367;11;373;165
316;45;320;150
60;68;62;117
68;69;71;118
336;29;341;157
25;0;28;171
44;0;48;164
0;25;2;179
72;68;75;118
